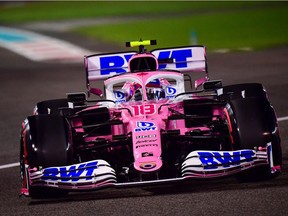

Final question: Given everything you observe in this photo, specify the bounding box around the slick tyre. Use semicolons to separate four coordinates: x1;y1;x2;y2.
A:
224;83;282;181
20;115;73;198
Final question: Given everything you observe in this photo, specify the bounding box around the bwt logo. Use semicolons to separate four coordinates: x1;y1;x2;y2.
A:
157;49;192;69
165;86;177;96
198;150;254;170
114;91;126;103
137;121;154;128
99;49;192;75
41;161;98;182
134;121;157;132
100;54;133;75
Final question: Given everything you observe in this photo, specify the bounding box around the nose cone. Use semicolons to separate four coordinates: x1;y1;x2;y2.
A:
131;119;163;172
134;157;163;172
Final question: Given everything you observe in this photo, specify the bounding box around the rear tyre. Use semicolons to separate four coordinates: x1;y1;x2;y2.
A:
224;83;282;181
20;115;73;198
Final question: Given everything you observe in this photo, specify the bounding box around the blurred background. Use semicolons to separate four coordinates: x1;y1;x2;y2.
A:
1;1;287;52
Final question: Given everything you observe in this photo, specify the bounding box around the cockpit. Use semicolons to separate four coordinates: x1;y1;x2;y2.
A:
125;79;167;102
104;72;185;104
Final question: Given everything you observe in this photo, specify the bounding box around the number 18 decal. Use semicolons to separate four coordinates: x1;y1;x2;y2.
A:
131;104;156;116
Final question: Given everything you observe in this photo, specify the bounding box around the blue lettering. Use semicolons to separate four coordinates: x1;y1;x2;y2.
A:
124;54;133;62
100;56;126;75
241;150;254;162
60;164;86;182
171;50;192;68
99;54;133;75
42;168;58;180
99;50;193;74
198;152;218;169
134;127;157;132
198;150;255;170
158;51;171;69
41;161;99;182
158;49;192;69
84;161;98;180
213;152;241;167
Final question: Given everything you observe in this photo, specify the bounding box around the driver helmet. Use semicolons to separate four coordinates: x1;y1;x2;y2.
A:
146;79;165;100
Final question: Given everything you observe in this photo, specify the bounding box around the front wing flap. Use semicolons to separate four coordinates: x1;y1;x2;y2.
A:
22;143;278;196
28;160;117;190
182;148;267;178
181;142;280;178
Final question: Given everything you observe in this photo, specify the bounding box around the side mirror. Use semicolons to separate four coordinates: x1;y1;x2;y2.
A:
203;80;222;90
194;77;207;89
67;92;86;108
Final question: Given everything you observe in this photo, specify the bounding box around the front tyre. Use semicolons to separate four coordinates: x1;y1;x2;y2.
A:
224;83;282;181
20;115;73;198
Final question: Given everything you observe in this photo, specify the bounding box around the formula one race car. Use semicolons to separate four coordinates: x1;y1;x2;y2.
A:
20;40;282;198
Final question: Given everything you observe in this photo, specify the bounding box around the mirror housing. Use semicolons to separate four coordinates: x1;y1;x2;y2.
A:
203;80;222;90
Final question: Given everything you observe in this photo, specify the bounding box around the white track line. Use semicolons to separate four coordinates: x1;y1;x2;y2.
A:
278;116;288;122
0;26;93;62
0;162;20;170
0;116;287;170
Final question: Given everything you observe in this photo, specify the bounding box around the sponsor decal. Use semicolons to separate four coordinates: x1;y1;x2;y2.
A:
131;104;156;116
99;54;134;75
198;150;254;170
136;144;158;149
99;49;193;75
165;86;177;98
140;162;157;170
136;134;157;139
134;121;157;132
142;152;154;157
137;121;154;128
156;49;192;69
114;90;126;103
41;161;98;182
136;139;157;144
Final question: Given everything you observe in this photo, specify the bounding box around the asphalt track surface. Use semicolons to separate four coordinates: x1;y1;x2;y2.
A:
0;32;287;215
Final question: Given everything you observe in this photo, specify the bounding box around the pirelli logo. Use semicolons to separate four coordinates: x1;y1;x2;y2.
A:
136;134;157;139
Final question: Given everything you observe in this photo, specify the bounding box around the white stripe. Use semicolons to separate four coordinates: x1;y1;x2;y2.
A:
0;116;287;170
237;47;253;51
0;26;92;62
213;49;230;53
278;116;288;122
0;162;19;170
212;47;253;53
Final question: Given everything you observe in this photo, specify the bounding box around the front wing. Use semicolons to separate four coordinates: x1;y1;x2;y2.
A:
21;143;279;196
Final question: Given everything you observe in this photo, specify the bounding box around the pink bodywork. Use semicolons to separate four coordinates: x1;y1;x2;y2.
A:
20;46;277;197
78;51;210;172
81;55;209;173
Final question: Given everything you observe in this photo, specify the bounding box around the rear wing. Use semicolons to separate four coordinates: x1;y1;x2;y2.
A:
85;51;137;81
85;46;207;81
153;46;207;73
